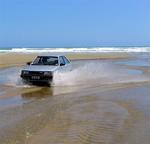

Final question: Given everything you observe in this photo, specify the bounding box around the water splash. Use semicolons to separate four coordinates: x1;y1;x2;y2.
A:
0;61;147;88
0;67;30;87
53;62;114;86
52;61;145;86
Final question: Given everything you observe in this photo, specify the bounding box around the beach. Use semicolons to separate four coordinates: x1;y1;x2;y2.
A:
0;52;130;68
0;52;150;144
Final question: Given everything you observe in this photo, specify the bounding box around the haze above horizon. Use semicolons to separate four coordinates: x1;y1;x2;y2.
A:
0;0;150;48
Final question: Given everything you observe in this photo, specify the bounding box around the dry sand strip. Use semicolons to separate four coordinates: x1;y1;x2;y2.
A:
0;52;131;68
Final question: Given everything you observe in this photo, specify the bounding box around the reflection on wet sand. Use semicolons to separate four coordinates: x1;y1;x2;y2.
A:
21;87;54;100
21;85;82;100
0;82;150;144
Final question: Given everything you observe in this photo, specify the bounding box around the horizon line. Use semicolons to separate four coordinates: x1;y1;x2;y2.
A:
1;46;150;49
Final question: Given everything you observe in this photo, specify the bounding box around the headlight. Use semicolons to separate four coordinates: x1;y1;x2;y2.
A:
22;70;29;75
44;71;52;76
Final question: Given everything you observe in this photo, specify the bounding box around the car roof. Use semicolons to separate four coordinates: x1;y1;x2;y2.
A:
37;54;65;57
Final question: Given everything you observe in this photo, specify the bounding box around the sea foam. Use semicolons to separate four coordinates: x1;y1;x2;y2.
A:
1;47;150;53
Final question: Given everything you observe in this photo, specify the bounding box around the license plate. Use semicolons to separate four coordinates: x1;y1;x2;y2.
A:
31;76;40;80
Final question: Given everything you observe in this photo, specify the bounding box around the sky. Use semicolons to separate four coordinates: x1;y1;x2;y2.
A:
0;0;150;48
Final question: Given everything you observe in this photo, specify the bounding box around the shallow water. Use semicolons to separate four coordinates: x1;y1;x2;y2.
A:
0;59;148;109
115;53;150;67
116;60;150;67
0;60;145;87
124;69;143;75
0;96;30;110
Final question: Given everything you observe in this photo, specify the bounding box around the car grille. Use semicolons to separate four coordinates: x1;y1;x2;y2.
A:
29;71;44;75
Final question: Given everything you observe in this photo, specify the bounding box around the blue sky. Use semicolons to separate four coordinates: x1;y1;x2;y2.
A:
0;0;150;47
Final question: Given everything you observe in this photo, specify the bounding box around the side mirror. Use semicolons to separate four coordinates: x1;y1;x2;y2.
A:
27;62;31;65
60;63;65;66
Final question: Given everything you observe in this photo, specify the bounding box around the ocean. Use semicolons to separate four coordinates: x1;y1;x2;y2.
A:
1;47;150;53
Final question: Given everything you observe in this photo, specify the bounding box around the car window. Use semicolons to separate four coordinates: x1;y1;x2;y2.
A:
32;56;58;66
59;56;65;65
63;56;70;64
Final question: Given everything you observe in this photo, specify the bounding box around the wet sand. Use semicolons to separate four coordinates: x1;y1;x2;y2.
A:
0;53;150;144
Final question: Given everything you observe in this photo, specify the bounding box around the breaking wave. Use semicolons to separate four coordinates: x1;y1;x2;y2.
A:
1;47;150;53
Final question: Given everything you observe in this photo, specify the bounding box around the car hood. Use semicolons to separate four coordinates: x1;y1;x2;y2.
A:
22;65;59;72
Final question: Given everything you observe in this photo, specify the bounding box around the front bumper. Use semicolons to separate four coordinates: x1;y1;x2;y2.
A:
20;74;53;83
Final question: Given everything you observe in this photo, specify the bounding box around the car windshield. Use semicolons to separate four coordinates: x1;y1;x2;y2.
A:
32;56;58;66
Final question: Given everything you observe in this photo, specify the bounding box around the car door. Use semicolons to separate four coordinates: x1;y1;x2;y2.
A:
62;56;72;71
59;56;72;72
59;56;66;72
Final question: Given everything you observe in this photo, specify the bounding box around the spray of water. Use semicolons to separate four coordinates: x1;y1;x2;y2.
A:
52;61;147;86
0;67;30;87
52;62;115;86
0;61;148;88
